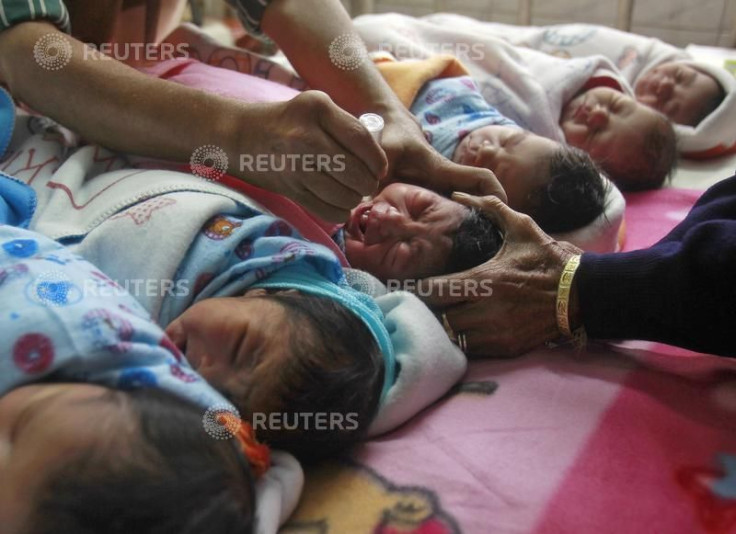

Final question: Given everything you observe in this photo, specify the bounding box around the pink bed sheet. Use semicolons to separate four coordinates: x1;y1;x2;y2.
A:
283;186;736;534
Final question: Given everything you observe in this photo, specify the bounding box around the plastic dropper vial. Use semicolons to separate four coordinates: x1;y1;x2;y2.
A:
359;113;384;144
358;113;384;202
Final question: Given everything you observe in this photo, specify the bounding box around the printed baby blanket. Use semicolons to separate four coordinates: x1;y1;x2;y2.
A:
354;13;630;142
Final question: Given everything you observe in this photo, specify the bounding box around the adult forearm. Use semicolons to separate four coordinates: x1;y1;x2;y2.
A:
262;0;405;117
0;21;388;222
0;22;245;162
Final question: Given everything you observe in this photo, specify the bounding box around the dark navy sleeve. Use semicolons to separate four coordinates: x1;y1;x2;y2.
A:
576;174;736;356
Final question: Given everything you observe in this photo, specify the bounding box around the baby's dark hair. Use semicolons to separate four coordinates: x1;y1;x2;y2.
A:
530;146;609;233
605;111;677;191
446;147;606;274
695;73;726;126
28;388;255;534
241;292;384;463
446;207;503;273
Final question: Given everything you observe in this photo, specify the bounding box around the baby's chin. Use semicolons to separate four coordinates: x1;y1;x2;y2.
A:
343;238;364;264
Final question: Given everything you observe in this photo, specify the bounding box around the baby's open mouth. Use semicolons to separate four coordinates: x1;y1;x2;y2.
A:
347;203;372;240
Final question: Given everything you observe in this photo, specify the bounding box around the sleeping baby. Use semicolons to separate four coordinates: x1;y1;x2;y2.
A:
409;69;677;193
354;15;680;191
409;75;609;226
158;207;393;461
0;216;255;533
410;74;672;194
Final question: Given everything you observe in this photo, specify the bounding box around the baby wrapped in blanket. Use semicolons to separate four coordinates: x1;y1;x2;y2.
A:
418;15;736;158
354;13;678;190
0;174;259;534
31;174;394;460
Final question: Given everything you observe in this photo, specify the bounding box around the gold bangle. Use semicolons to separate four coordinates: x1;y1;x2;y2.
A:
556;254;582;338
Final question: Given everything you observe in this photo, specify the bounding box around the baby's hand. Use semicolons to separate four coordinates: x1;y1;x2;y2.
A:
231;91;387;222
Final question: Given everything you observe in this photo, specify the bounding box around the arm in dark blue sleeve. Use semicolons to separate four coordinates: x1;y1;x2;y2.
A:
576;174;736;356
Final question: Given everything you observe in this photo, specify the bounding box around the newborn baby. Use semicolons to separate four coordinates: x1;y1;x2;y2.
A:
559;86;677;190
344;183;500;282
0;221;254;534
634;62;724;127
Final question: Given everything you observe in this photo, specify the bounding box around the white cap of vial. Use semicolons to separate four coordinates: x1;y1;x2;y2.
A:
359;113;384;142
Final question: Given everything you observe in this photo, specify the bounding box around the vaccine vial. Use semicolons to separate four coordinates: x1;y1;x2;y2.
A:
359;113;384;143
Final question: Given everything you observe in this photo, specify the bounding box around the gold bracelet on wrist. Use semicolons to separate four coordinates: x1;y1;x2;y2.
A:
556;255;587;349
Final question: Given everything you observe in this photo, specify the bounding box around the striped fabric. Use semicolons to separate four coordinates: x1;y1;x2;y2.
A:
0;0;272;37
0;0;70;33
225;0;273;36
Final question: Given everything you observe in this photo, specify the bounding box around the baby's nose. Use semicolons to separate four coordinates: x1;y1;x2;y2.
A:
474;142;498;168
365;204;407;242
656;77;674;100
376;206;406;233
587;104;609;130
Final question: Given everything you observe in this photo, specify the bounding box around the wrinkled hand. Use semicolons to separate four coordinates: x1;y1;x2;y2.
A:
419;193;581;358
232;91;387;222
379;109;508;202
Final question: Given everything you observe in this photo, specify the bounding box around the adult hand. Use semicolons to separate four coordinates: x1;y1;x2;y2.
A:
379;109;508;202
232;91;388;223
0;24;379;226
419;193;581;357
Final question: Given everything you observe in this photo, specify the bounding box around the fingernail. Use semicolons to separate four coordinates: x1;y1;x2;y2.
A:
452;192;471;200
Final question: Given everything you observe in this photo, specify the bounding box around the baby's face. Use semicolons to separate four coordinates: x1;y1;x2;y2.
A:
635;62;721;126
452;125;558;212
0;384;127;533
344;183;466;281
165;290;292;411
560;87;662;178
